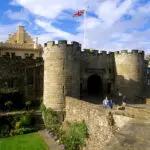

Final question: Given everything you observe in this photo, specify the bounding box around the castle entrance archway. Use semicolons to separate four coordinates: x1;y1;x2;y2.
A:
87;74;102;96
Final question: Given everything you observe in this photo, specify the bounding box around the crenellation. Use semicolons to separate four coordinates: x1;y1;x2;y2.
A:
121;50;128;53
114;51;120;54
44;40;81;49
101;51;107;55
58;40;67;45
46;41;55;47
131;49;139;54
108;51;114;56
138;50;144;54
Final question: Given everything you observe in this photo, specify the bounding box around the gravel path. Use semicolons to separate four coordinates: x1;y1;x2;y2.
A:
38;130;63;150
104;119;150;150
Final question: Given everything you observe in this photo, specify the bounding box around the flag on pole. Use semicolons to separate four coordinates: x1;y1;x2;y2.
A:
72;7;89;50
72;10;85;17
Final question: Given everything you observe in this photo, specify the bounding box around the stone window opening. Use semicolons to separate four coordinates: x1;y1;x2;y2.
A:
5;52;10;56
11;53;15;57
30;53;34;58
25;53;29;58
63;61;65;70
109;69;111;74
63;86;65;94
28;76;34;85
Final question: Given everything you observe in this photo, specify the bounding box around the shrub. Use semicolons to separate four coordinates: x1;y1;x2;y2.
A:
40;97;43;104
44;108;61;132
62;120;88;150
40;103;46;112
0;124;10;137
25;101;31;110
20;113;32;127
13;127;37;135
4;101;13;110
15;121;21;129
7;115;21;129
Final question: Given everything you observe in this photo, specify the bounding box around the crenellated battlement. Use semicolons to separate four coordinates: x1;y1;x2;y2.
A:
0;42;42;50
44;40;81;48
81;49;114;56
114;49;144;55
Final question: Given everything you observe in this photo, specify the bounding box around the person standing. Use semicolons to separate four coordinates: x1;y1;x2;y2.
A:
122;96;127;106
103;96;109;108
109;99;113;109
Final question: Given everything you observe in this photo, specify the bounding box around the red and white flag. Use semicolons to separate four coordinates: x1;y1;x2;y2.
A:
72;10;85;17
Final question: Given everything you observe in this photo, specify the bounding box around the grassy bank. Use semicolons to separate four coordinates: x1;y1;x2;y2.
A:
0;132;49;150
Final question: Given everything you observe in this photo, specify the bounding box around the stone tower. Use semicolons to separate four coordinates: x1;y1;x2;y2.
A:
114;50;144;98
43;40;81;111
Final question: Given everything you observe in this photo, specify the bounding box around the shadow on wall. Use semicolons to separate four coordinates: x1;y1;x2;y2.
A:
78;75;149;105
115;75;149;104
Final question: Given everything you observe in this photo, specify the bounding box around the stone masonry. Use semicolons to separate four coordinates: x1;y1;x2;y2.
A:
0;26;150;109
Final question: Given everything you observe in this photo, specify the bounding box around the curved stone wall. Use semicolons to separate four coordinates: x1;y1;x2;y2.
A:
43;40;81;110
114;50;144;98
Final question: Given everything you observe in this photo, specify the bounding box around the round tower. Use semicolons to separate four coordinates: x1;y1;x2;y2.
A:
43;40;81;111
114;50;144;99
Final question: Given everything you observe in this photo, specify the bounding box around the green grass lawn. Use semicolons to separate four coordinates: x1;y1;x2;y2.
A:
0;132;49;150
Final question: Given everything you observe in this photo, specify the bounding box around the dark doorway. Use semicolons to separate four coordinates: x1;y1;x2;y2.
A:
87;74;102;96
107;83;111;94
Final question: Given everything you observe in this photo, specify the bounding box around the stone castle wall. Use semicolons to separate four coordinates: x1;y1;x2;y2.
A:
43;41;81;110
0;55;43;103
80;50;115;94
114;50;145;98
65;96;115;150
0;42;42;58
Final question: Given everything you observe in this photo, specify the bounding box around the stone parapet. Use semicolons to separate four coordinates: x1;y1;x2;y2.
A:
0;42;42;50
114;50;144;55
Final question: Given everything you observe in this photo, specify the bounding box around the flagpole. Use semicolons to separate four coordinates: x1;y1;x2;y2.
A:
83;8;87;51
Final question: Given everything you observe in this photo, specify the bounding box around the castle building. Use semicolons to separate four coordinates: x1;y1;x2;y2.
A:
43;41;149;111
0;25;43;105
0;26;149;110
0;25;42;58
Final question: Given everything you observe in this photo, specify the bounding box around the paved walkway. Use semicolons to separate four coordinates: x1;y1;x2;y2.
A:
38;130;63;150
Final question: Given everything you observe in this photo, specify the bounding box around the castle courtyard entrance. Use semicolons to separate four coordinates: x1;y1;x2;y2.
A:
87;74;102;96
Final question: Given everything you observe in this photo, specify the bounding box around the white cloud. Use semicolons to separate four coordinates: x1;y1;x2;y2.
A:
12;0;88;19
35;20;83;44
4;0;150;54
5;9;29;21
0;23;23;42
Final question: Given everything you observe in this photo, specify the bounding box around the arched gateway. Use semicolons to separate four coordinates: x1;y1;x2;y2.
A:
87;74;103;96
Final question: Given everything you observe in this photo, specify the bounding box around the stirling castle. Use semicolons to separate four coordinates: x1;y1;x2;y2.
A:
0;25;150;111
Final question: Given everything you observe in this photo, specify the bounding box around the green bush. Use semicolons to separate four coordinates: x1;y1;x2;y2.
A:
62;121;88;150
40;103;46;112
40;97;43;104
4;101;13;110
8;115;20;129
13;127;37;135
20;113;32;127
0;124;10;137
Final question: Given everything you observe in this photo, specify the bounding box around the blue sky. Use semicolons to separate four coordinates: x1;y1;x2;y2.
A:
0;0;150;53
